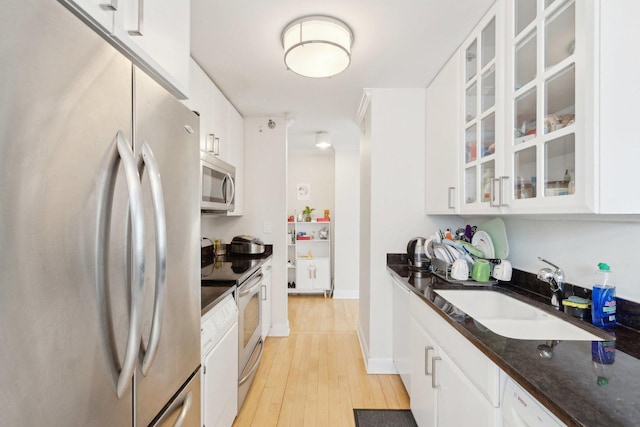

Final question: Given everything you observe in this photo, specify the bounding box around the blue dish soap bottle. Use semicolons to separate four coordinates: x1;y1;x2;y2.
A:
592;262;616;328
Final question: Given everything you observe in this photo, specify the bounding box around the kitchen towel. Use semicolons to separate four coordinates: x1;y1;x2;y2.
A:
353;409;417;427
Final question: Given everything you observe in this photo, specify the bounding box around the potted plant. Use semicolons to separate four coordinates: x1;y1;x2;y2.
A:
302;205;315;222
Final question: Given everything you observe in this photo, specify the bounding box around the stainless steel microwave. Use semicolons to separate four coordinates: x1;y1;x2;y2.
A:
200;152;235;213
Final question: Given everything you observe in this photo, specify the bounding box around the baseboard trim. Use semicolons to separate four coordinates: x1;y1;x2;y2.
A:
332;289;359;299
268;321;290;337
356;322;398;374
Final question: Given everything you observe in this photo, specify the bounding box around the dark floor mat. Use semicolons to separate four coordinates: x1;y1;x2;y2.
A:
353;409;418;427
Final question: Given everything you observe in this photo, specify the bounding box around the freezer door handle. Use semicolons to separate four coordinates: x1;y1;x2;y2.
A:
139;142;168;376
172;390;193;427
115;131;146;398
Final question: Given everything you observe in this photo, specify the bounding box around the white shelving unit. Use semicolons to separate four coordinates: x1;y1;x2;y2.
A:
287;220;332;297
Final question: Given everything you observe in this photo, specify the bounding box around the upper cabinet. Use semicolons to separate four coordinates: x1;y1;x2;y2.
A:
460;5;503;214
183;57;245;216
59;0;190;99
425;53;460;214
428;0;640;215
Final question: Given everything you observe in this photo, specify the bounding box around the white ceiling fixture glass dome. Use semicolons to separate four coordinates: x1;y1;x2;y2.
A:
315;131;332;149
282;16;353;78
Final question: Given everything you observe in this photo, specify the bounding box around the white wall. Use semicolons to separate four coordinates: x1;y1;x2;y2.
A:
334;148;360;299
471;216;640;303
359;89;457;373
287;151;335;221
202;116;289;336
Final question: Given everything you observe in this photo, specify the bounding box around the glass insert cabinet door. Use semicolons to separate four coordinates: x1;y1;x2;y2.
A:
463;11;499;209
508;0;576;203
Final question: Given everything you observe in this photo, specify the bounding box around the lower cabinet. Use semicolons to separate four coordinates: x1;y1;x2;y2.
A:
295;258;331;293
392;277;411;391
409;292;500;427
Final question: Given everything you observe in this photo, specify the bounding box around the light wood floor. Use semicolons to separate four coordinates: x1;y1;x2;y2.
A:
232;295;410;427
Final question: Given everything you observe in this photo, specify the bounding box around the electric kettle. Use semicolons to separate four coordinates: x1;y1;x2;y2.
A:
407;237;429;269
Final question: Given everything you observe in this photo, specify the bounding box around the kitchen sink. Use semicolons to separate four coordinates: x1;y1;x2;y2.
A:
435;289;606;341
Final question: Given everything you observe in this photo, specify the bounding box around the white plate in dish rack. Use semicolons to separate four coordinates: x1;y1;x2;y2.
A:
471;231;495;259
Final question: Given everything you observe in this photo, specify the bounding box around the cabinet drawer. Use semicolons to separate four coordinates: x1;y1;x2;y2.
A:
410;293;500;406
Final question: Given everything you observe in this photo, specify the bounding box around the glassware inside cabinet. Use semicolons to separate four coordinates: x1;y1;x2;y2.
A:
544;64;575;134
465;166;477;204
515;31;536;90
515;0;536;36
545;2;575;69
481;113;495;158
544;134;575;197
514;146;536;199
515;88;536;143
465;125;477;163
481;161;495;202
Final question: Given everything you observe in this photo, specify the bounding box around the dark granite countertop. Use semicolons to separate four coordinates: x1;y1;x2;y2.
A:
200;245;273;315
387;259;640;427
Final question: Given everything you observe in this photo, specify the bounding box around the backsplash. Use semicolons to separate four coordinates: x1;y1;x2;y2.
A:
386;253;640;332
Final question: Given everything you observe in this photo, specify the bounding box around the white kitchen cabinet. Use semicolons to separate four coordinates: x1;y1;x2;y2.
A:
409;292;500;427
227;106;245;216
409;316;438;426
183;58;245;215
183;58;214;153
459;2;505;214
392;277;411;391
261;260;272;338
442;0;640;215
60;0;189;99
211;84;230;162
502;0;640;214
295;258;331;295
425;53;460;214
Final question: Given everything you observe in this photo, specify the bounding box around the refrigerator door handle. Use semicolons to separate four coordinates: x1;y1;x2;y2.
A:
115;131;146;398
172;390;193;427
139;142;168;376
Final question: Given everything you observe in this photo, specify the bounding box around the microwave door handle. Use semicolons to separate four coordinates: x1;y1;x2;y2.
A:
225;172;235;207
114;131;146;398
139;142;167;376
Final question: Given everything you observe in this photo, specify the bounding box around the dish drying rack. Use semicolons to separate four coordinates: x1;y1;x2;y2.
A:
431;258;498;286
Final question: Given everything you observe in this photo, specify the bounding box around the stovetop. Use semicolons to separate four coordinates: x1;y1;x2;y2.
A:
200;244;273;285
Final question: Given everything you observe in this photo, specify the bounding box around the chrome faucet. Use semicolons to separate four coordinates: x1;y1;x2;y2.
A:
537;257;565;310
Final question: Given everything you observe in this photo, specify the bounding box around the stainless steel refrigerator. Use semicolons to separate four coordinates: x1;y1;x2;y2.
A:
0;0;201;425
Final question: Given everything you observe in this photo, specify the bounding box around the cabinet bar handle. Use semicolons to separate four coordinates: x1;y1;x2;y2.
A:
489;178;499;207
447;187;455;209
424;346;434;375
207;134;215;153
128;0;144;36
431;356;441;389
499;176;509;207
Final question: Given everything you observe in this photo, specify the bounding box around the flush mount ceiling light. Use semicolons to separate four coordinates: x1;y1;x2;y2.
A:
315;131;332;149
282;16;353;78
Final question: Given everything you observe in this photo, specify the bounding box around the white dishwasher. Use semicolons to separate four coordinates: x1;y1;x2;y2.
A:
501;372;566;427
201;294;239;427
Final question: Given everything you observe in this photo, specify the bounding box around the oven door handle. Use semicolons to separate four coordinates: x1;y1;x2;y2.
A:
238;338;264;386
238;272;264;297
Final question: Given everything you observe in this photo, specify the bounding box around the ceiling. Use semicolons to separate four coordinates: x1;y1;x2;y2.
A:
190;0;495;151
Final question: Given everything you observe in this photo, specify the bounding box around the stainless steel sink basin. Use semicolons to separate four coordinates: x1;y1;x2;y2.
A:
435;289;605;341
